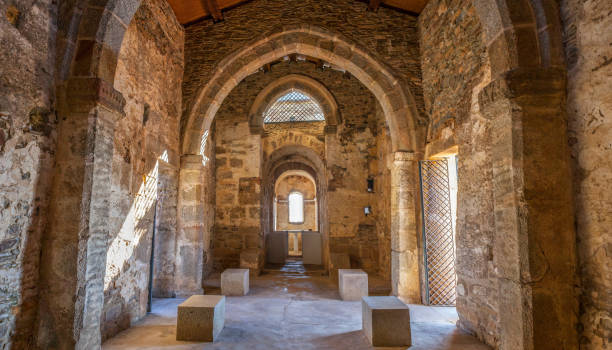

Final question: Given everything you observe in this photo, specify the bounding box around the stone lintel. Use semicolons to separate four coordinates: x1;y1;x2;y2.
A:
66;77;126;115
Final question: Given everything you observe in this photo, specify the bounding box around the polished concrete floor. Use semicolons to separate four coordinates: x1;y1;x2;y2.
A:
103;261;490;350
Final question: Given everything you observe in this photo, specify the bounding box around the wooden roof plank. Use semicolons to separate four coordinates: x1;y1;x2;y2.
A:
168;0;429;25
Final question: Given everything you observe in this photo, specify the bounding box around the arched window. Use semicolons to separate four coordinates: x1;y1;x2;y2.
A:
288;191;304;224
264;89;325;123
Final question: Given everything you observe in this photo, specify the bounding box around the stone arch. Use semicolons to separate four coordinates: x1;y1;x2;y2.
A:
261;145;329;268
182;24;421;155
472;0;565;76
464;1;575;349
68;0;142;82
274;170;317;196
248;74;340;134
37;1;144;348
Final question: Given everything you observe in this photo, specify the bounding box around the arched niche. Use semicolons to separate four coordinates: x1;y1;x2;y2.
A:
261;145;329;268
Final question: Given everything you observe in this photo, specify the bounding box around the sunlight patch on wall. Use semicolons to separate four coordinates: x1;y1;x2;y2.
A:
104;152;168;290
200;130;210;166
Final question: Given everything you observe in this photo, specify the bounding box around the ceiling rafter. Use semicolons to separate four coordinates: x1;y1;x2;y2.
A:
168;0;430;25
368;0;382;12
201;0;223;22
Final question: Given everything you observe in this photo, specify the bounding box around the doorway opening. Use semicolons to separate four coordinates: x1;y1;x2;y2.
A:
273;172;318;261
419;148;458;305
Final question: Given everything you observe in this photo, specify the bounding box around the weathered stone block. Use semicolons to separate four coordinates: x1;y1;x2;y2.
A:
240;249;262;276
176;295;225;342
221;269;249;296
362;296;411;347
329;252;350;282
339;269;368;301
266;232;288;264
302;231;322;265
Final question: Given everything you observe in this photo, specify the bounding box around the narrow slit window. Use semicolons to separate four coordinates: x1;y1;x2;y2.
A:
288;192;304;224
264;89;325;123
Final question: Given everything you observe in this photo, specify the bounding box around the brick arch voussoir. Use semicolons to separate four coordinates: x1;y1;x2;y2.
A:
182;25;419;156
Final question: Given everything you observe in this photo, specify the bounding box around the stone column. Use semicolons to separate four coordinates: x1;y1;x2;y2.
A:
37;77;125;349
390;151;421;303
152;160;179;297
175;154;205;296
478;67;577;350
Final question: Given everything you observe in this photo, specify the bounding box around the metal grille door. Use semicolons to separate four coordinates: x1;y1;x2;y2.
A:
419;159;457;305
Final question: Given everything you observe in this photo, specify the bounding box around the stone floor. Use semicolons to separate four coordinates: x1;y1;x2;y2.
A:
103;261;490;350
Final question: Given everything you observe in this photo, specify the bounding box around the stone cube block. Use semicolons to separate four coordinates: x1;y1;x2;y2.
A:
176;295;225;342
361;296;411;347
338;269;368;301
329;252;350;282
221;268;249;296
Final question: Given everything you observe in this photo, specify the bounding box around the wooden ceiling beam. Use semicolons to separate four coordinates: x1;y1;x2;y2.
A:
169;1;429;25
368;0;382;11
201;0;223;22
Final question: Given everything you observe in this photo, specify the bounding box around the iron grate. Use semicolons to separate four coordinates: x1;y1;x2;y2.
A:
263;89;325;123
419;159;457;306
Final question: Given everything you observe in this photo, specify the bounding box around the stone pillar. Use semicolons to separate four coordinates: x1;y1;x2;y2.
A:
37;77;125;349
175;154;205;296
478;68;577;350
152;160;179;297
390;151;421;303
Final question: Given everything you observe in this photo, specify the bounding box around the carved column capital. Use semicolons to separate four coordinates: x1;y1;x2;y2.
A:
180;154;204;170
393;151;418;163
65;77;126;115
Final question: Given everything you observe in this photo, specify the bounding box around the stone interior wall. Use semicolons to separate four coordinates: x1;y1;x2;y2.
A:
212;61;391;277
275;174;317;231
373;104;393;283
325;90;389;276
182;0;425;133
213;106;262;271
561;0;612;348
101;0;184;341
0;0;57;346
419;0;498;346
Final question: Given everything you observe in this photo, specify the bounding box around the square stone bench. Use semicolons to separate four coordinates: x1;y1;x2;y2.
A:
176;295;225;342
338;269;368;301
362;296;411;347
221;268;249;296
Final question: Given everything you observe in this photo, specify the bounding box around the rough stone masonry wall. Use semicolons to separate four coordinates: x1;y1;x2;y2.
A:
0;0;58;346
561;0;612;348
101;0;184;341
213;109;262;270
373;104;393;284
212;61;391;277
419;0;499;347
182;0;425;132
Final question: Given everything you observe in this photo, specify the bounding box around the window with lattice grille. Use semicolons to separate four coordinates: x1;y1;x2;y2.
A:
263;89;325;123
